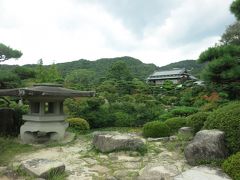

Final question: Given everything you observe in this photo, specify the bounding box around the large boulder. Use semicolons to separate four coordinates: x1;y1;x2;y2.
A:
174;166;231;180
137;163;180;180
93;131;145;153
20;158;65;178
184;130;228;165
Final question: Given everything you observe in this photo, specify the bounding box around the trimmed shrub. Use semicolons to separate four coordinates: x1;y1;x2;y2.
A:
204;101;240;153
164;117;187;134
187;112;209;134
143;121;171;138
67;118;90;130
114;112;134;127
158;113;174;121
222;152;240;180
170;106;198;117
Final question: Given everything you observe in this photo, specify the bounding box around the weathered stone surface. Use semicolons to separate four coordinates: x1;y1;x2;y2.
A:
117;155;141;162
0;166;7;174
174;166;231;180
106;176;117;180
147;137;169;142
184;130;228;165
113;170;139;180
138;163;180;180
93;131;145;153
20;158;65;178
170;135;178;141
90;165;110;174
178;127;193;134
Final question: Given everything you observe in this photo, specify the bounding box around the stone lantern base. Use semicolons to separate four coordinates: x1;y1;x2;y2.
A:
20;121;69;144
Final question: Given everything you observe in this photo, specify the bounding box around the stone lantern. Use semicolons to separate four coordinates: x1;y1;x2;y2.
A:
0;84;95;143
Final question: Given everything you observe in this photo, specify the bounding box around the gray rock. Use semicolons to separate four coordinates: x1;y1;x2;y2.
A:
147;137;169;142
178;127;193;134
138;163;180;180
114;170;139;180
90;165;110;174
92;131;145;153
106;176;117;180
174;166;231;180
20;158;65;178
184;130;228;165
169;135;178;141
0;166;7;174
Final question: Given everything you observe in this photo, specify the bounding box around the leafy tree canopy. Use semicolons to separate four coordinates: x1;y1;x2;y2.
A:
0;43;22;62
36;59;62;83
64;69;95;90
198;45;240;63
231;0;240;20
107;61;133;81
220;21;240;45
198;45;240;98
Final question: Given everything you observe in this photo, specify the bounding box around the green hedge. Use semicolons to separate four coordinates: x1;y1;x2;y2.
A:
170;106;198;117
67;118;90;130
222;152;240;180
204;101;240;153
143;121;171;138
187;112;209;134
164;117;187;134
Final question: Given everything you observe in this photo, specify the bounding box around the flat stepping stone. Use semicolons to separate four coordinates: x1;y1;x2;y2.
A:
138;163;180;180
20;158;65;178
174;166;231;180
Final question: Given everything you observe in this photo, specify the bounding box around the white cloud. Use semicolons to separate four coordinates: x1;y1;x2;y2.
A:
0;0;235;66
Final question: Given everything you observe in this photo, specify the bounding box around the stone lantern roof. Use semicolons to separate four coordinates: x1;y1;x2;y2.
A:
0;83;95;98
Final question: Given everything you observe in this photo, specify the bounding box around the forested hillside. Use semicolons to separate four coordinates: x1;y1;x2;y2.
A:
158;60;205;77
0;57;205;85
56;56;157;80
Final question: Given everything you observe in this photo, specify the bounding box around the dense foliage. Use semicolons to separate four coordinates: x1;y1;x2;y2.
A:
67;117;90;131
231;0;240;20
204;101;240;153
187;112;209;134
221;21;240;46
164;117;187;134
158;60;204;77
198;45;240;99
0;43;22;62
143;121;171;138
222;152;240;180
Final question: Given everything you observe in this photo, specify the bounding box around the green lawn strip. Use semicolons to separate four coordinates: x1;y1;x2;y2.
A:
0;137;38;166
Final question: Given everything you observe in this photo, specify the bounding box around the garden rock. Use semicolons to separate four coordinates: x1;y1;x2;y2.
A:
184;130;228;165
93;131;145;153
147;137;169;142
174;166;231;180
20;158;65;178
178;127;192;134
138;163;180;180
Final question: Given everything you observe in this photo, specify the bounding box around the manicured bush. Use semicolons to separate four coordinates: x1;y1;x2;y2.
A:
158;113;174;121
187;112;210;134
143;121;171;138
170;106;198;117
114;112;134;127
67;118;90;130
222;152;240;180
204;101;240;153
164;117;187;134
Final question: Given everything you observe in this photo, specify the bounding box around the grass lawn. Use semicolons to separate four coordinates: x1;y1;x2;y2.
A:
0;137;37;166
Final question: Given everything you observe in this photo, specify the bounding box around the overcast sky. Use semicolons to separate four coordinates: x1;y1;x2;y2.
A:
0;0;235;66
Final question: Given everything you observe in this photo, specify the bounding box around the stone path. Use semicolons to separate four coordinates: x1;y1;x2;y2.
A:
11;133;190;180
